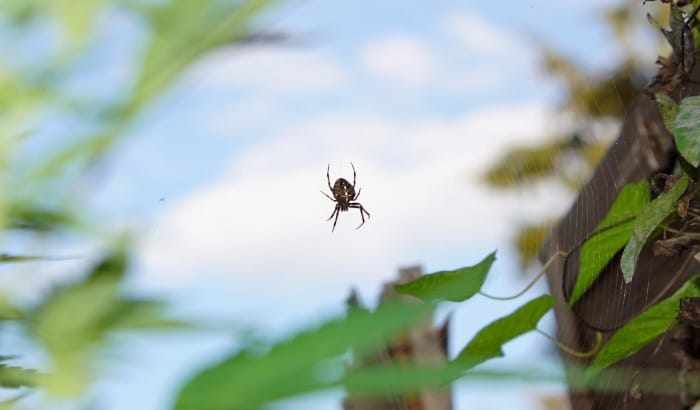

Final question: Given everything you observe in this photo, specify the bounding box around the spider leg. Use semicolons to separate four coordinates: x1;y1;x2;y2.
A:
326;164;333;191
327;205;339;221
350;203;371;218
354;187;361;200
331;205;341;232
321;190;336;201
351;162;356;189
348;203;370;229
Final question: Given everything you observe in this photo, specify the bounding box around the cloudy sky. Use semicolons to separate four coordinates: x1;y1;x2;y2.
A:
29;0;660;408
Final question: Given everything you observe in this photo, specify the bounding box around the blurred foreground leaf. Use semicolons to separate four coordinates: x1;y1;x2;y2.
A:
0;359;37;388
394;252;496;303
133;0;275;108
29;245;183;396
174;302;433;409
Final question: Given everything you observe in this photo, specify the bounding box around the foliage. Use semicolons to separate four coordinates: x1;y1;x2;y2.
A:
513;222;553;269
482;0;664;270
586;276;700;378
672;96;700;167
3;0;700;408
394;251;496;302
568;181;650;305
0;0;275;406
175;254;557;409
620;173;689;282
174;0;700;406
455;295;555;369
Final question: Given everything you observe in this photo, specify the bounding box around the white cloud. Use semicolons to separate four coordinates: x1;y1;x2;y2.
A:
360;34;436;87
444;13;522;56
140;102;572;290
186;48;348;93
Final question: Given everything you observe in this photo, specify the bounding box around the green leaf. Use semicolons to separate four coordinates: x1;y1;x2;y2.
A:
569;181;650;306
29;243;179;396
587;275;700;377
174;302;433;410
133;0;275;110
620;174;689;283
672;96;700;167
0;294;22;321
108;300;188;330
655;92;679;132
0;361;37;388
394;252;496;302
455;295;555;369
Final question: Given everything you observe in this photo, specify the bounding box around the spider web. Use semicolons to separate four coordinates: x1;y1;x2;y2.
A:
493;5;698;410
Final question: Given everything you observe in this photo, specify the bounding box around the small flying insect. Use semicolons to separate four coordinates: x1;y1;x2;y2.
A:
321;163;371;232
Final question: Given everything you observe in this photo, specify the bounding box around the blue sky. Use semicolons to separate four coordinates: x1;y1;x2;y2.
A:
5;0;664;408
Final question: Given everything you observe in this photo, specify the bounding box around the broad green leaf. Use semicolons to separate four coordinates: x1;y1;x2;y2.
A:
394;252;496;302
455;295;555;369
174;302;433;409
621;174;689;283
587;275;700;377
569;181;650;306
672;96;700;167
655;92;678;131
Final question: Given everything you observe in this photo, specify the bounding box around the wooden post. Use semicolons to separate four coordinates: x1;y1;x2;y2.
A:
343;266;452;410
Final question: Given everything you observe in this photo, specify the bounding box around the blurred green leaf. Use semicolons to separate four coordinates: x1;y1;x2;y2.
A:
174;302;433;410
29;244;178;396
6;203;78;232
455;295;555;369
27;0;275;189
514;222;553;270
569;181;650;306
394;252;496;303
483;137;608;191
46;0;103;43
108;300;188;330
483;142;562;187
0;360;37;388
587;275;700;377
343;363;463;396
0;295;22;320
132;0;275;109
672;96;700;167
620;173;689;283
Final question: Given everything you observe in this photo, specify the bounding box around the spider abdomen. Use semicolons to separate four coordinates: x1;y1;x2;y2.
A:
332;178;355;209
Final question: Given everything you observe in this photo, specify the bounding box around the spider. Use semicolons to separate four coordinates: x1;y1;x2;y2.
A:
321;163;371;232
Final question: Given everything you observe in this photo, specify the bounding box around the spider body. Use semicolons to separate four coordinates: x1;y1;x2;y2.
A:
331;178;355;210
321;163;370;232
